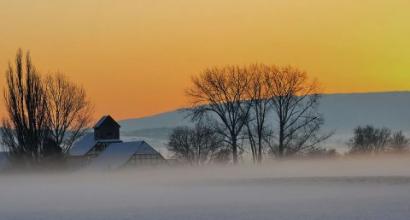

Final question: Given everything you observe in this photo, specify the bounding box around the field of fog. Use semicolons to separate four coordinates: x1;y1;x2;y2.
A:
1;155;410;220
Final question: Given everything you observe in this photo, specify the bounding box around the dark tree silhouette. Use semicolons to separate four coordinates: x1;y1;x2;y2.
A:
389;131;409;152
167;122;227;165
265;66;330;157
1;49;49;165
244;64;272;163
187;66;252;164
348;125;391;154
45;73;93;153
1;49;93;167
168;126;193;163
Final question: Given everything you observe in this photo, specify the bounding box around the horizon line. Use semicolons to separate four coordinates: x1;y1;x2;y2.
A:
118;90;410;121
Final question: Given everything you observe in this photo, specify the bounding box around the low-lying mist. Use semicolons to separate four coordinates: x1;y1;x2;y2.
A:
1;155;410;220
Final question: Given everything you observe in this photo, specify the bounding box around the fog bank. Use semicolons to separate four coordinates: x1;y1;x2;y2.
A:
1;155;410;220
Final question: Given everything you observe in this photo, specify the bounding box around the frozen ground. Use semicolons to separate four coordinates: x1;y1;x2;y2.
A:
1;156;410;220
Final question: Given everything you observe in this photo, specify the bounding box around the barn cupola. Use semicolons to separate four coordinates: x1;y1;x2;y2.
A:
93;115;121;141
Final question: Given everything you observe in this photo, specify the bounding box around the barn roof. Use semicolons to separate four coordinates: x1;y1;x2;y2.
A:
69;133;122;156
87;141;162;170
93;115;120;129
69;133;96;156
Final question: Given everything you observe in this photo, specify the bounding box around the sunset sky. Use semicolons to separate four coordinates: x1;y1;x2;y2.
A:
0;0;409;120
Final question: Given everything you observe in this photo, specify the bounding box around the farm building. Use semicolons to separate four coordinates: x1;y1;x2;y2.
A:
69;115;165;170
87;141;164;170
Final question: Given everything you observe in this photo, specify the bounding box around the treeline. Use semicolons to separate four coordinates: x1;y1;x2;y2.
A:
168;64;332;164
167;65;410;165
168;123;410;165
0;49;92;168
348;125;409;154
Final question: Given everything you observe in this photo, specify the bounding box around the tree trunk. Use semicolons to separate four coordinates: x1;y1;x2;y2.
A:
232;137;238;164
278;123;285;157
257;137;263;163
246;125;257;163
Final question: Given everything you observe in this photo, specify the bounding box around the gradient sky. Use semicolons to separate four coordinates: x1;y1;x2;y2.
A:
0;0;409;120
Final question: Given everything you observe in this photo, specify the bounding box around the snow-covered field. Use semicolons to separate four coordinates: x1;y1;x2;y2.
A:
1;156;410;220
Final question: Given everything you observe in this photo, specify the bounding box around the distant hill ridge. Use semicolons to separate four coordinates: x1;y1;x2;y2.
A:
119;92;410;136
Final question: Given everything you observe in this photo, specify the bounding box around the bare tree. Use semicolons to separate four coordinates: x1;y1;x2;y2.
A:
265;65;330;157
244;64;272;163
389;131;409;152
1;49;93;167
349;126;409;154
167;122;227;165
187;66;252;164
1;49;49;165
168;126;194;164
348;125;392;154
45;73;93;153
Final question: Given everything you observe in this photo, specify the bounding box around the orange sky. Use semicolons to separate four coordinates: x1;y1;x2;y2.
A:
0;0;409;120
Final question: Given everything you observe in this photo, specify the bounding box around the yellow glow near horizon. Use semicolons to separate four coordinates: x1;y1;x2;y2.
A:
0;0;409;119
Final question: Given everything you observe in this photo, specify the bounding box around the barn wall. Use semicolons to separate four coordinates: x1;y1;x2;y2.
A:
95;124;120;140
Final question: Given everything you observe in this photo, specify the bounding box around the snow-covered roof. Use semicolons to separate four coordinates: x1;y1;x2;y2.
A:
69;133;97;156
87;141;162;170
69;133;123;156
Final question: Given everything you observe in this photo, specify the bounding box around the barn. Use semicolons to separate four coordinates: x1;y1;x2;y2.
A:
69;115;165;170
87;141;165;170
